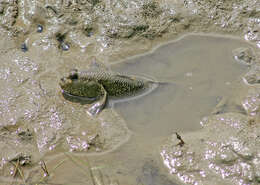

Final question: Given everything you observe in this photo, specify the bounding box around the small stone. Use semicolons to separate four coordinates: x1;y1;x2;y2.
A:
36;24;43;33
244;66;260;85
60;42;70;51
232;47;255;65
21;43;28;52
87;31;94;37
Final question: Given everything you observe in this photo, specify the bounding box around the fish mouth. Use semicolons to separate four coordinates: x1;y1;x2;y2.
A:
59;77;72;87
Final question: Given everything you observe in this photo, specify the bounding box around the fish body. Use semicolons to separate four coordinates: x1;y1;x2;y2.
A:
59;69;157;115
60;69;154;98
77;70;151;97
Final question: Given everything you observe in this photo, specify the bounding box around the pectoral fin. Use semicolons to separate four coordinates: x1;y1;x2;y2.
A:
86;85;107;116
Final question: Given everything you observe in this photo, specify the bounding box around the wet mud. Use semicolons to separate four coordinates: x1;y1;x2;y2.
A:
0;0;259;184
161;112;260;185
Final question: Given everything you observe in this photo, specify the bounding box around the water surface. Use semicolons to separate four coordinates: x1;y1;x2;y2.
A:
111;34;249;135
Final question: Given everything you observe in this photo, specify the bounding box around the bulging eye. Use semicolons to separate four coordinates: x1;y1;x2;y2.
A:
69;69;78;80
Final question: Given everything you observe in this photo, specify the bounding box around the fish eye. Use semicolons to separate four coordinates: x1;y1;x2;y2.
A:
69;69;78;80
69;73;78;80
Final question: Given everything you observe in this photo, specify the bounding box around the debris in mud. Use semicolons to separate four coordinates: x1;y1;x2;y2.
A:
66;133;104;152
40;160;49;177
175;132;185;147
244;66;260;85
0;127;37;178
233;47;256;65
9;153;32;166
17;128;33;141
211;96;247;115
88;134;103;148
241;86;260;116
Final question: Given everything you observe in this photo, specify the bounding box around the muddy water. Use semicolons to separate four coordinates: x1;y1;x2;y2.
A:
111;34;249;135
42;34;254;185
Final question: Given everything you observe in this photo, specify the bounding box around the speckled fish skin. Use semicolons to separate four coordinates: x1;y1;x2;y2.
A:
77;69;151;97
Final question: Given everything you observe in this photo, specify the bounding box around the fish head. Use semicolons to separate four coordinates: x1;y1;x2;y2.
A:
60;70;103;99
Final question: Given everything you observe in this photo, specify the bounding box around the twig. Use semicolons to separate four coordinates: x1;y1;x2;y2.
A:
40;160;49;177
10;159;26;185
38;159;67;183
175;132;185;147
12;160;19;178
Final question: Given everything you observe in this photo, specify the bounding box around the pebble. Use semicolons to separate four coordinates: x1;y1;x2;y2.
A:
37;24;43;33
60;42;70;51
21;43;28;52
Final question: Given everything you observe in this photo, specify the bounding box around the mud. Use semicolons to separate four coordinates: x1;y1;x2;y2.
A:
0;0;259;59
161;112;260;185
0;0;259;184
0;34;131;182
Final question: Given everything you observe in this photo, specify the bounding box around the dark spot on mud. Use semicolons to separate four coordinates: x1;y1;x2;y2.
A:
45;5;58;15
18;128;33;141
56;33;66;43
0;6;4;14
56;33;70;51
21;43;28;52
137;160;176;185
84;27;94;37
212;102;247;115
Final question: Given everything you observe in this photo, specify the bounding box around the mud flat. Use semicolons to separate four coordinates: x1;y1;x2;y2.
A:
0;29;131;184
0;0;259;184
23;34;255;185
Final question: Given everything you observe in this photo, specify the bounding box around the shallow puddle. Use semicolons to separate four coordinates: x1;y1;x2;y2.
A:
111;34;249;135
44;34;254;185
